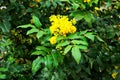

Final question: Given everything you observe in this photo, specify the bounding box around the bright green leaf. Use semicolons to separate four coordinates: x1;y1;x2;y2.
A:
63;45;72;55
36;31;44;39
32;15;42;28
0;68;8;72
17;24;35;28
26;28;39;35
0;74;6;79
31;51;46;56
85;33;95;42
71;46;81;64
78;45;88;50
56;40;70;47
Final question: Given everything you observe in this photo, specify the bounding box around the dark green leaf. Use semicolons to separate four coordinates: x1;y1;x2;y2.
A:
51;53;58;67
32;57;43;74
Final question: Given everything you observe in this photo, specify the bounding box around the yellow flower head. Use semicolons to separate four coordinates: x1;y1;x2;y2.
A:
49;15;76;36
112;72;118;79
84;0;91;3
50;36;57;44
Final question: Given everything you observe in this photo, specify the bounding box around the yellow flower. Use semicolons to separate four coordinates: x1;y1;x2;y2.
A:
95;7;99;11
112;72;118;79
84;0;91;3
50;36;57;44
49;15;76;36
35;0;41;3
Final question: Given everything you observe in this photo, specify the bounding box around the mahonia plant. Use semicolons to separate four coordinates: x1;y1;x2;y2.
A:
17;14;96;75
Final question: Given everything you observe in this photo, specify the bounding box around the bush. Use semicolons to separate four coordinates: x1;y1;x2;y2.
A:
0;0;120;80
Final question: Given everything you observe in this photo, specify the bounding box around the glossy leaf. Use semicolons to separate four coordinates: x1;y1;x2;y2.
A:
32;15;42;28
26;28;39;35
85;33;95;42
36;31;44;39
17;24;35;28
63;45;72;55
72;46;81;64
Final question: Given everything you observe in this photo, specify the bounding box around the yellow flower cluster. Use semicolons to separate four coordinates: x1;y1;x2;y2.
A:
50;36;57;45
112;72;118;79
84;0;91;3
49;15;77;44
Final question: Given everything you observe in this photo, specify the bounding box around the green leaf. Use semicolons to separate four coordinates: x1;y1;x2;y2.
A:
36;31;44;39
71;46;81;64
72;3;79;10
85;33;95;42
96;35;104;42
26;28;39;35
0;68;8;72
79;30;88;35
35;46;50;52
71;40;88;45
32;15;42;28
44;55;53;69
17;24;35;28
32;57;43;74
56;40;70;47
78;45;88;50
0;74;6;79
51;53;59;67
70;11;84;21
63;45;72;55
31;51;46;56
68;33;82;39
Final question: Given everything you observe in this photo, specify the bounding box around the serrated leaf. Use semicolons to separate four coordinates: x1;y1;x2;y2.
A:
63;45;72;55
26;28;39;35
56;40;70;47
32;15;42;28
17;24;35;28
36;31;44;39
85;32;94;41
71;46;81;64
32;57;43;75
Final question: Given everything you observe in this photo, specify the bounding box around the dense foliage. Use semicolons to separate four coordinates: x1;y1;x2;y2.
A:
0;0;120;80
